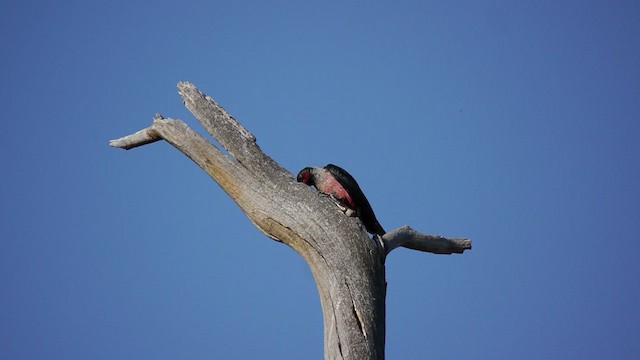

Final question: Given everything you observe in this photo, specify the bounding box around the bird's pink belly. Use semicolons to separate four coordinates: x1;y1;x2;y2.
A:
323;177;356;209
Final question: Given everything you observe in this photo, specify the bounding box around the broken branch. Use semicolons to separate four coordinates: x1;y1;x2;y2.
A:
382;225;471;255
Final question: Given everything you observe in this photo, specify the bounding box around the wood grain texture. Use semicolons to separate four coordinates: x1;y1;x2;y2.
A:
110;82;470;360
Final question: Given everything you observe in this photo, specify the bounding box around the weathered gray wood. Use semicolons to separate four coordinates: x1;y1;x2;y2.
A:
383;226;471;255
110;82;471;360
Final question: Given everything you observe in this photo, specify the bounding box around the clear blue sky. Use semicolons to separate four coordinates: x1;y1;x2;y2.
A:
2;1;639;359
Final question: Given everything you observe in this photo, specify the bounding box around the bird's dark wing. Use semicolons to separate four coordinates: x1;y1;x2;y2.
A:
324;164;385;235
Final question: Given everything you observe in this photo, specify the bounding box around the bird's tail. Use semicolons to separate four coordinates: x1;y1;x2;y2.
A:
373;221;386;236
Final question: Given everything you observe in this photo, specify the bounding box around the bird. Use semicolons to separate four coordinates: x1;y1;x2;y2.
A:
297;164;385;235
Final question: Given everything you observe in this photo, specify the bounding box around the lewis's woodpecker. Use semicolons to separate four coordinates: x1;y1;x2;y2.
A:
297;164;386;236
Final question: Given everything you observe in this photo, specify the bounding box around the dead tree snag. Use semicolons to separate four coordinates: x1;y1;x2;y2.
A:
110;82;471;360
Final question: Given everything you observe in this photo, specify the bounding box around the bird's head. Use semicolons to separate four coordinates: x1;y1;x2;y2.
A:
296;167;315;185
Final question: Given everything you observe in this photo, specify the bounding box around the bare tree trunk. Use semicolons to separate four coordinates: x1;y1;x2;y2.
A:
110;82;471;360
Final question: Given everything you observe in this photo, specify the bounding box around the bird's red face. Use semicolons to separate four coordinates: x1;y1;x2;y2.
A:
296;168;314;185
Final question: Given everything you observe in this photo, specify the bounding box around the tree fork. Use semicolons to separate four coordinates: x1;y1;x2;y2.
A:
110;82;471;360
